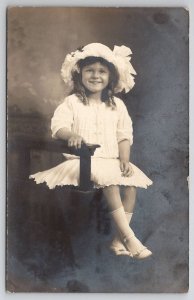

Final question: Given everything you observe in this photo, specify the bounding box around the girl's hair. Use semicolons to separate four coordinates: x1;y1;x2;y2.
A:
71;56;119;109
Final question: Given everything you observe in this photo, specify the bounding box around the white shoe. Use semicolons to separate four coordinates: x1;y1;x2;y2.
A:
123;235;152;260
109;207;152;259
110;237;132;256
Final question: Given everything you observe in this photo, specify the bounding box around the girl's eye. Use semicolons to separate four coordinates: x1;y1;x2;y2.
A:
84;68;108;74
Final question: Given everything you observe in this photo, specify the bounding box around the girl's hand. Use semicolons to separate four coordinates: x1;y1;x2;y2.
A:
120;161;134;177
68;134;85;149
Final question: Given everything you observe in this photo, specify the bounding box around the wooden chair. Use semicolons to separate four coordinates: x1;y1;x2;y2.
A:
8;134;109;274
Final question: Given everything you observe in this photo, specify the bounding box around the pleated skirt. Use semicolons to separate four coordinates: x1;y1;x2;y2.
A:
29;157;153;190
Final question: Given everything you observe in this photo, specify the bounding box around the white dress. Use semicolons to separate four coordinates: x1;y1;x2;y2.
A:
30;94;153;189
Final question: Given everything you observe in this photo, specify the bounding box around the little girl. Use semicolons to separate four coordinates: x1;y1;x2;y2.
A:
30;43;153;259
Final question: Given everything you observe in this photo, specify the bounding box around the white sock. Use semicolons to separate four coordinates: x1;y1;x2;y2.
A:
110;206;135;240
112;212;133;249
125;212;133;224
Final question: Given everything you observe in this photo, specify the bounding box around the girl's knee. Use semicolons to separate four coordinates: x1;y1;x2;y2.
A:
130;186;136;192
102;185;120;196
124;186;137;195
103;185;119;192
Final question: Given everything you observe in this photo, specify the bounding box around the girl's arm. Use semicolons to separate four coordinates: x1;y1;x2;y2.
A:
56;127;85;149
118;139;134;177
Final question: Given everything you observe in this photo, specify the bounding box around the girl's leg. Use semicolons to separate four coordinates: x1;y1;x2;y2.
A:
102;185;123;212
122;186;137;213
103;185;131;255
110;186;136;255
103;185;152;259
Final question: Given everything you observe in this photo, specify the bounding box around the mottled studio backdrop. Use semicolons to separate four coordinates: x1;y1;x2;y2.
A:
7;7;189;292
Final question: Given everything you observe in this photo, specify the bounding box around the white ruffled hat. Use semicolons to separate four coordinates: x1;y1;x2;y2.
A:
61;42;137;93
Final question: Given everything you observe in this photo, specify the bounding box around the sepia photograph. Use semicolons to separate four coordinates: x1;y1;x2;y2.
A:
7;7;189;293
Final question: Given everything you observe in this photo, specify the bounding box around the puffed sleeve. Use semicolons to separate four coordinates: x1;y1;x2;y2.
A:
116;100;133;145
51;97;74;138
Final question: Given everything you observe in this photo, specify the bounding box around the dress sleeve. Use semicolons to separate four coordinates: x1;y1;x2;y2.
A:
51;97;74;138
116;100;133;145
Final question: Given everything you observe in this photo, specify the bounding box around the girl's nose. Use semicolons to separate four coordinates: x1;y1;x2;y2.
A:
92;71;99;78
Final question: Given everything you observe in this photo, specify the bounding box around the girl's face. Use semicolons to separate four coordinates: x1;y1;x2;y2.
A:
81;62;110;95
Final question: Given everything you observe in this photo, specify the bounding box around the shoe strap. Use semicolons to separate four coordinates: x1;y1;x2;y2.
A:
132;246;148;257
123;234;135;243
